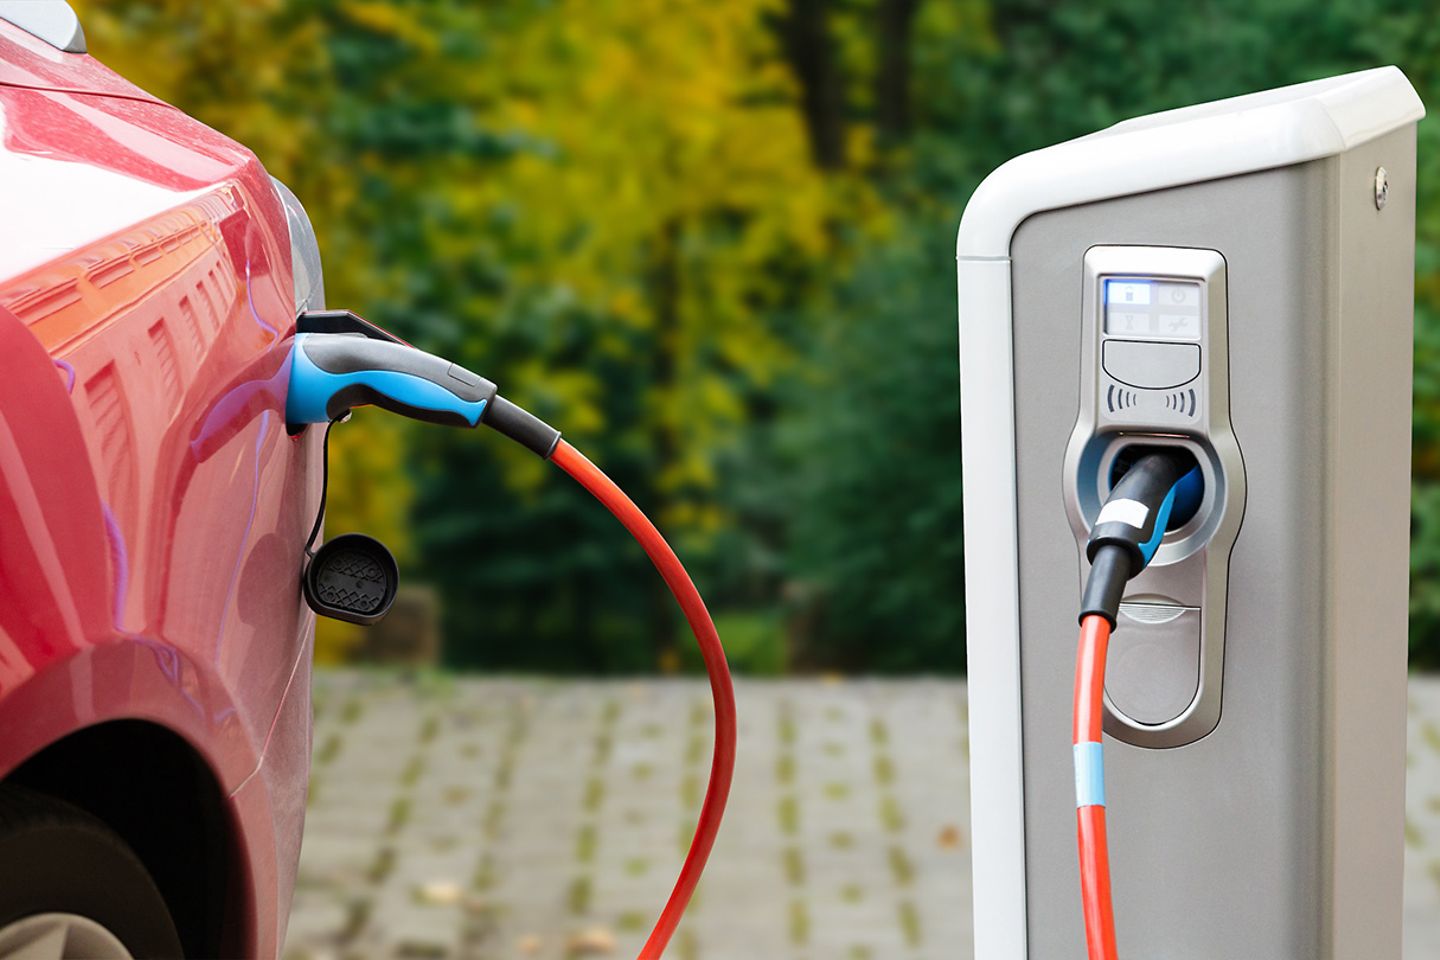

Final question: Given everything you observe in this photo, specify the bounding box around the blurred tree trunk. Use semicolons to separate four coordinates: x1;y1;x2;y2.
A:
876;0;921;142
780;0;846;169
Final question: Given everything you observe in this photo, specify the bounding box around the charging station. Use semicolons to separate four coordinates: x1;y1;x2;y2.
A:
956;67;1424;958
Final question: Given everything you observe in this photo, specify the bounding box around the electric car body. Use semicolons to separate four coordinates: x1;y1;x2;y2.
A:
0;5;321;956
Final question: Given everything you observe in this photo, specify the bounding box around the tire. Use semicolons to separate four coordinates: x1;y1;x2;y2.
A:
0;785;182;959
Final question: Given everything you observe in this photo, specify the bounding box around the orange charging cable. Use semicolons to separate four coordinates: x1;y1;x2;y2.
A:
284;323;734;957
551;440;737;959
1074;612;1118;960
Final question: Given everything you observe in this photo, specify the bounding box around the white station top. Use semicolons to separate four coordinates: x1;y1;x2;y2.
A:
956;66;1425;259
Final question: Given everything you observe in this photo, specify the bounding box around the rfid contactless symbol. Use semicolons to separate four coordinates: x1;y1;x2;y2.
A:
284;309;735;960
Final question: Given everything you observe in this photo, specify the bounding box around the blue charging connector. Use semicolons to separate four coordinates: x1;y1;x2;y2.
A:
287;332;495;427
286;314;561;458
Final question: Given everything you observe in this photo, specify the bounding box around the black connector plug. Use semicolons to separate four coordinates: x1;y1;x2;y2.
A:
1079;450;1196;626
1080;545;1133;628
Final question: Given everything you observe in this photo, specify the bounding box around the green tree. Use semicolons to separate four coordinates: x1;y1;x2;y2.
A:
83;0;1440;671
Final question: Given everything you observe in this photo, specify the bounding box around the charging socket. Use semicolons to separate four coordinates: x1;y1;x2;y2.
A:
1061;247;1247;748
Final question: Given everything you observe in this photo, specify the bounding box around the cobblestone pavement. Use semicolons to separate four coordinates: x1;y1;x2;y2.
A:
287;673;1440;959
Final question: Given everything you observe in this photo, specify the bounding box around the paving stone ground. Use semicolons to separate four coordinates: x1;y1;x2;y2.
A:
286;673;1440;959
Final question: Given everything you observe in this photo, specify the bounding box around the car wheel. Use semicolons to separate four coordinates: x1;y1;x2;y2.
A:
0;785;182;959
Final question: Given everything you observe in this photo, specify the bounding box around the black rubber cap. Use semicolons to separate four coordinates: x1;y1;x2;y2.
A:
303;533;399;625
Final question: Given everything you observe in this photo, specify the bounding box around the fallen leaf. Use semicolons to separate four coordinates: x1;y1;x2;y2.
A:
565;927;617;954
415;880;463;905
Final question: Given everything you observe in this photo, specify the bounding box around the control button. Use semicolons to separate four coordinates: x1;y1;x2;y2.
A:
447;363;482;388
1106;603;1200;726
1102;339;1201;390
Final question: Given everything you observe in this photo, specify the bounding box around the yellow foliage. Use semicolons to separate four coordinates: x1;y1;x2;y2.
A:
463;0;875;516
340;1;440;53
83;0;883;660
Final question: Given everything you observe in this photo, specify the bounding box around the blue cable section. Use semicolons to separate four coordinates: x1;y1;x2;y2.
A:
1170;465;1204;526
1137;486;1175;564
1074;741;1106;809
1136;466;1201;564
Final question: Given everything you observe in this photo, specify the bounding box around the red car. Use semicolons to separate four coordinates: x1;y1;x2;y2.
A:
0;5;322;956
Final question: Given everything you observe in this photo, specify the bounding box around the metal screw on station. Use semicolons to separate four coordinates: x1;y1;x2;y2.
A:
1375;166;1389;210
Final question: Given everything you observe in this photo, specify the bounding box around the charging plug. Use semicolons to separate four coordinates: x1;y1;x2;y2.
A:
1080;451;1199;625
287;319;561;457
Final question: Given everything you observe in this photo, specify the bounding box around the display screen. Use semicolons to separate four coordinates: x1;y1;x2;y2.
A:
1104;278;1202;340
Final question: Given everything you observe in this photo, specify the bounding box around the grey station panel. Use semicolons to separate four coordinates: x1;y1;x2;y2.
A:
1008;125;1415;958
